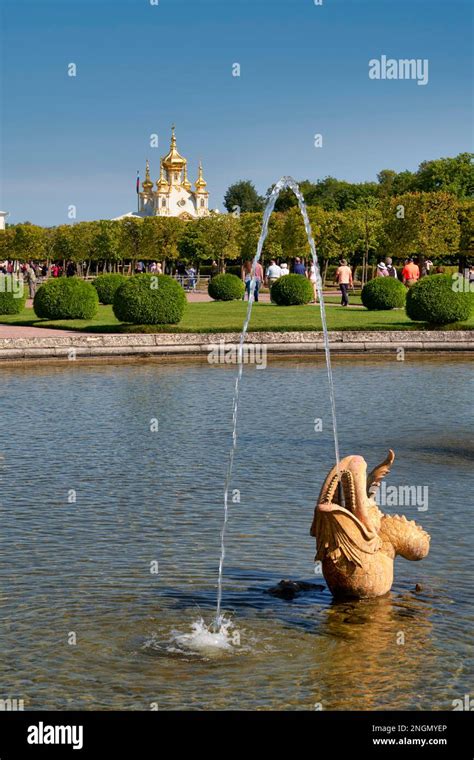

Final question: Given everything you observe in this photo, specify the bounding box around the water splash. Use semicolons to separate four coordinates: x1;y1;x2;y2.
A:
215;177;341;630
167;616;240;657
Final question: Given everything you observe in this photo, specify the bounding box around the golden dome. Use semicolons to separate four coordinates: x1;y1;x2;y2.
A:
142;159;153;192
182;164;192;191
162;125;187;169
194;160;207;192
156;159;169;190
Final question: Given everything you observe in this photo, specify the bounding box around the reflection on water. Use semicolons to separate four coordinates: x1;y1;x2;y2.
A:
0;356;472;710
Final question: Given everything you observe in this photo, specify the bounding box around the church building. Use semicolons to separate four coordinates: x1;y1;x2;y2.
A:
116;127;210;221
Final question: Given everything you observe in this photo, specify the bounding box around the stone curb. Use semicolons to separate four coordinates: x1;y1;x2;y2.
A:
0;330;472;361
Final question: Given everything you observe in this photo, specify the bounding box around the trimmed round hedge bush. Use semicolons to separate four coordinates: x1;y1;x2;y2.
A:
208;273;245;301
361;276;406;311
406;273;472;325
270;274;313;306
33;277;99;320
0;276;27;315
113;274;186;325
93;273;127;304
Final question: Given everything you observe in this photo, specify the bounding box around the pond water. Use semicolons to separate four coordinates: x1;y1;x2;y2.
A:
0;355;472;710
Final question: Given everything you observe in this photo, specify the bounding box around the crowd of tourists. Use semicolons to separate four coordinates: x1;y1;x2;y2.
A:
240;257;321;302
239;256;474;307
1;257;473;306
0;259;81;298
135;260;199;290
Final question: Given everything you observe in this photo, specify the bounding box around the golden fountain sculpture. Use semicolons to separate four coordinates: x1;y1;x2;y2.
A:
311;451;430;598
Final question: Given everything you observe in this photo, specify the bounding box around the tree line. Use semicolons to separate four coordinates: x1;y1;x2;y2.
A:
224;153;474;212
1;153;472;278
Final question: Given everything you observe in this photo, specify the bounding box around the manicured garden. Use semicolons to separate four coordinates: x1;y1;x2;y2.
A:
0;272;471;335
1;299;473;334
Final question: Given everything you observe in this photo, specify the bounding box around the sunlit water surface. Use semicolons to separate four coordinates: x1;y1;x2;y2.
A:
0;356;472;710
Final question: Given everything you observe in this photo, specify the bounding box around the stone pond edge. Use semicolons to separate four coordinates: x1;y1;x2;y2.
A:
0;330;472;361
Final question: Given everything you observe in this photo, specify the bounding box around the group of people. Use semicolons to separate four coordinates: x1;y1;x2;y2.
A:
134;261;163;275
0;260;39;298
176;261;197;290
238;254;469;308
376;256;426;286
0;259;81;298
241;257;319;302
375;256;444;286
137;260;196;290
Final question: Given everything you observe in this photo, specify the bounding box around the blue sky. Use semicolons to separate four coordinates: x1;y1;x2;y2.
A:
1;0;472;225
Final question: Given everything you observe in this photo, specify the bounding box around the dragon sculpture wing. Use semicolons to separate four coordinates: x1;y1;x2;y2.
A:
366;449;395;497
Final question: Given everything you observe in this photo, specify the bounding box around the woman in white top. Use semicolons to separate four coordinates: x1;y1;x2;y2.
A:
308;262;318;303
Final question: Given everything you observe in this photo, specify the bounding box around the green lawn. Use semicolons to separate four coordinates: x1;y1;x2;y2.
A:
323;294;363;305
1;301;473;333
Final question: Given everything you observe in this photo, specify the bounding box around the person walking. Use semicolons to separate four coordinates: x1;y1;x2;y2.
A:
280;262;289;276
24;264;37;299
266;259;282;297
176;261;186;285
385;258;398;278
401;257;420;287
308;261;318;303
186;264;197;291
253;261;264;301
376;262;388;277
66;261;76;277
242;260;252;300
242;260;264;301
335;258;353;307
293;257;306;275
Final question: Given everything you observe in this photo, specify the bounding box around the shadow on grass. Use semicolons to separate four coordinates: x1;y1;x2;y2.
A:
0;314;472;335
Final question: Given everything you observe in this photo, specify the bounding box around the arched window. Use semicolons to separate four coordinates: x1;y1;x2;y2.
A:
162;198;166;207
200;199;205;208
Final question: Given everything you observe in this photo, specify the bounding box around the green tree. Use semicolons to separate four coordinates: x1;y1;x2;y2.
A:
262;212;285;262
199;215;239;271
52;224;76;264
157;217;184;263
377;169;398;197
267;178;380;212
224;180;264;214
119;217;144;269
382;192;461;273
457;200;474;272
415;153;474;199
11;224;47;261
346;198;382;284
377;169;416;197
310;208;342;261
281;206;308;260
141;217;167;262
177;220;210;262
91;220;120;270
238;212;262;261
0;228;15;260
